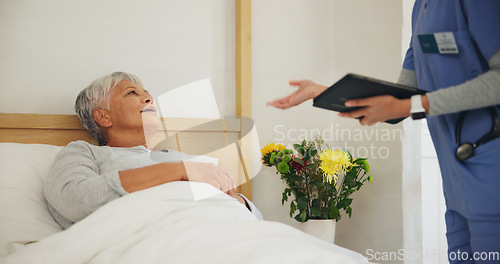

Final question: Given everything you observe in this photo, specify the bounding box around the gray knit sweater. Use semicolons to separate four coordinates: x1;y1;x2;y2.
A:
398;48;500;116
44;140;262;229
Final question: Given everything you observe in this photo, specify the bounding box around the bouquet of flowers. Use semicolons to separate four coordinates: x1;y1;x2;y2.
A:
261;137;372;222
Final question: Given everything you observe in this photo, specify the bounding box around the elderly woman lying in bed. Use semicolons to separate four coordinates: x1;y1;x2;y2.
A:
44;72;262;229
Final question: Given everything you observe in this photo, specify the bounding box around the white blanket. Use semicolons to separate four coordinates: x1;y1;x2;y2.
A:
1;182;369;264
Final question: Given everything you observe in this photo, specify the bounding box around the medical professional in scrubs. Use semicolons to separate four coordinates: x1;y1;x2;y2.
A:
268;1;500;263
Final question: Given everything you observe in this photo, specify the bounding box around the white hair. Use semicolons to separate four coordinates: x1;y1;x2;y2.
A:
75;72;144;146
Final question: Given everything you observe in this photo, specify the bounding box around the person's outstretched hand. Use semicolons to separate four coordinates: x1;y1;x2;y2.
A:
267;80;328;109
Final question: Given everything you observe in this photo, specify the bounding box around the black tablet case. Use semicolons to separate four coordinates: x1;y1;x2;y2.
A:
313;73;426;124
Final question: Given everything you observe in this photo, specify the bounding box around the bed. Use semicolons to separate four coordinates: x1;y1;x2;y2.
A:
0;113;371;264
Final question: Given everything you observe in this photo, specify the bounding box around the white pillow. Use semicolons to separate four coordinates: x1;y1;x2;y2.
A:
0;143;64;257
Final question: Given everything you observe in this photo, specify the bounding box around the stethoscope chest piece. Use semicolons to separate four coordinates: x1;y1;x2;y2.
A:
455;107;500;162
455;142;474;162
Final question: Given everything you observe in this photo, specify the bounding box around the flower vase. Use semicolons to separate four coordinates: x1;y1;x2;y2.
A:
300;219;336;244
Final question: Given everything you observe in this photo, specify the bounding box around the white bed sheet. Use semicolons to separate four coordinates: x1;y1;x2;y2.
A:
1;182;370;264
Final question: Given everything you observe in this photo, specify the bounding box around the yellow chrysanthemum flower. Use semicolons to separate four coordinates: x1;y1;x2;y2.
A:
319;149;353;185
261;143;286;156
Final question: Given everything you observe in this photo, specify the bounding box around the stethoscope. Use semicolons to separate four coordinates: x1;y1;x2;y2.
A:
455;107;500;162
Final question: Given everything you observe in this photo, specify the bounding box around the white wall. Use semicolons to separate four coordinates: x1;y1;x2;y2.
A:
0;0;236;116
421;121;448;264
252;0;406;262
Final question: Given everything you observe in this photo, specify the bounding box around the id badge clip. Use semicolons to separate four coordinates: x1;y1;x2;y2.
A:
418;32;459;54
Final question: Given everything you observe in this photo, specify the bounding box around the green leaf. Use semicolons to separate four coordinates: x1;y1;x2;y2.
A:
307;163;317;169
293;144;306;156
292;157;304;167
344;149;353;163
302;145;316;161
303;151;310;161
368;175;373;183
297;196;308;211
300;210;307;222
287;174;303;181
345;168;357;178
346;206;352;218
294;214;304;222
343;188;356;193
355;159;370;172
311;207;321;217
337;198;353;209
282;190;290;205
310;180;325;188
362;162;370;173
310;199;321;217
354;157;368;163
329;206;340;220
343;170;357;188
289;201;297;218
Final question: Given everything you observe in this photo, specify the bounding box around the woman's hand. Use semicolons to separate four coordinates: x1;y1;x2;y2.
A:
338;95;411;126
182;162;236;193
267;80;328;109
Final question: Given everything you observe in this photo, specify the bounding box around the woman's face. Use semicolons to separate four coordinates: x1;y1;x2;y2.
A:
106;80;160;133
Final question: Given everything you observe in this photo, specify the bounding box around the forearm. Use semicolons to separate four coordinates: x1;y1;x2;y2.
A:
427;60;500;116
119;162;187;193
399;48;500;116
396;68;431;115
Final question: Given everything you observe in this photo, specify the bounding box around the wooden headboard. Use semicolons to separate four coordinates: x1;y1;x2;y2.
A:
0;1;254;198
0;113;253;199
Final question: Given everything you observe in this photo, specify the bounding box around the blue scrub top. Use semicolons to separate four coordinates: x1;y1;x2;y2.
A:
403;0;500;220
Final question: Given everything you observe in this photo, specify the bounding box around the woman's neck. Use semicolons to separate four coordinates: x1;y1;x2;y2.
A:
105;128;155;149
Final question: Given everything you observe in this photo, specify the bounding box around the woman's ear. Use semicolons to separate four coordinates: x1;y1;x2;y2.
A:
93;109;112;128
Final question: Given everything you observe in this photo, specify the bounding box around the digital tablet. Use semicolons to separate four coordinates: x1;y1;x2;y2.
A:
313;73;426;124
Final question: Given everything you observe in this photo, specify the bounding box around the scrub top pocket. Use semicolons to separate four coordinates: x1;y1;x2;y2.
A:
421;30;489;90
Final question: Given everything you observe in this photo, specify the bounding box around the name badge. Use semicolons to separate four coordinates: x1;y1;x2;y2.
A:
418;32;459;54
